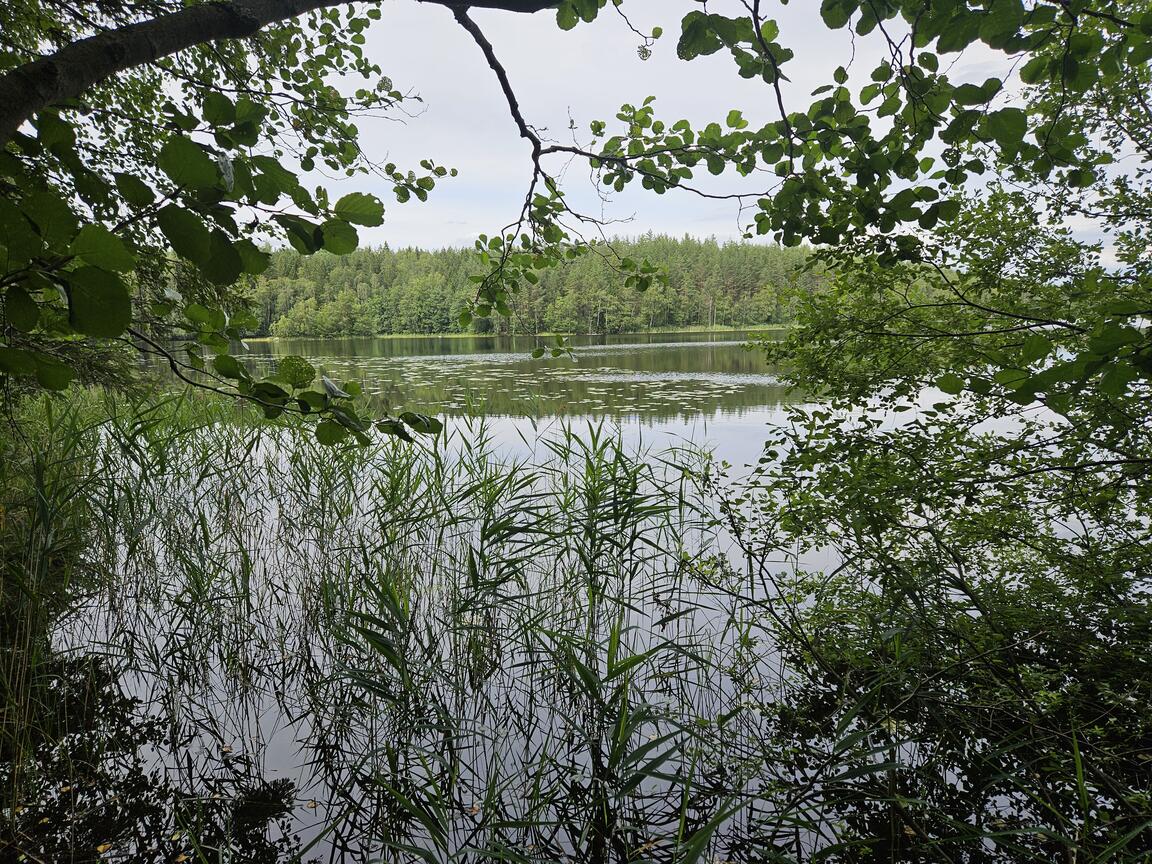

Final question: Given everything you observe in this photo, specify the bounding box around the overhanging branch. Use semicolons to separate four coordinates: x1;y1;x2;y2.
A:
0;0;560;149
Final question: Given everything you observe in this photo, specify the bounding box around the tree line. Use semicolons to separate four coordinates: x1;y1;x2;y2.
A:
249;234;819;337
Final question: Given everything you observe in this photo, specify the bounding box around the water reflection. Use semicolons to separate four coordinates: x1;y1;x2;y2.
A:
7;336;813;862
3;420;782;863
240;331;793;421
1;641;314;862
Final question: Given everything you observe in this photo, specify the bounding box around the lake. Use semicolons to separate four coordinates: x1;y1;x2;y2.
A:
8;332;827;864
242;330;798;467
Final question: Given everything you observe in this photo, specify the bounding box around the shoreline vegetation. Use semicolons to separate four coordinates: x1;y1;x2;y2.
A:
246;235;820;339
7;385;1150;862
241;323;790;343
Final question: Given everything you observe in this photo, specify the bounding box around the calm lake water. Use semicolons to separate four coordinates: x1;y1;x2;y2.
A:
8;332;822;863
242;330;798;466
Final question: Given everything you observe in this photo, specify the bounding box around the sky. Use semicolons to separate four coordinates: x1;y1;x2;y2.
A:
319;0;1009;251
316;0;866;249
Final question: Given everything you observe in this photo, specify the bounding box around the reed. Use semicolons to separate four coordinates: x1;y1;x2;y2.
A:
2;391;1148;863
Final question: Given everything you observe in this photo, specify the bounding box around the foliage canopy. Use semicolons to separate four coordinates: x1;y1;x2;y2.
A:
0;0;1148;438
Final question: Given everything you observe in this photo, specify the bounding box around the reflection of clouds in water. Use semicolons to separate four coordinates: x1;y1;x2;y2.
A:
544;369;781;385
243;339;794;418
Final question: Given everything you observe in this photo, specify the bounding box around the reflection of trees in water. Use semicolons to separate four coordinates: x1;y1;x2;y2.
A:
234;334;798;421
1;653;310;863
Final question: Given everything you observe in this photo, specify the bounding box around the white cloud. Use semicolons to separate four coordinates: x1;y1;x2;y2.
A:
329;1;887;248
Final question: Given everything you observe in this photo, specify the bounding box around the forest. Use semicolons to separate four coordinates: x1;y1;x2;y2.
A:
252;235;816;337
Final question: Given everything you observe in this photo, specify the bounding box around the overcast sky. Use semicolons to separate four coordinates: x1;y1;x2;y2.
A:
327;0;999;250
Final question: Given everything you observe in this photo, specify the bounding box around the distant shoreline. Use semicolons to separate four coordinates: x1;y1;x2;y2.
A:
244;325;789;343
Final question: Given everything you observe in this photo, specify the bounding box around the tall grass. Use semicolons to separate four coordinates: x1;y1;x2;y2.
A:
3;391;1147;863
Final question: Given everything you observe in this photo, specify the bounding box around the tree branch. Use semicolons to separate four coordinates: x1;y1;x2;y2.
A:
0;0;560;148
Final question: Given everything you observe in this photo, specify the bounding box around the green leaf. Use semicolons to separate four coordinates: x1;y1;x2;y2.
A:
33;353;75;390
320;219;359;254
36;112;76;151
157;205;211;264
202;92;236;126
936;372;965;395
274;215;322;254
234;239;272;275
250;156;300;200
5;287;39;332
296;390;327;413
212;353;249;380
200;230;244;285
987;108;1028;149
66;266;132;338
557;2;578;30
1097;362;1138;396
315;420;350;445
979;0;1024;48
993;367;1030;389
276;355;316;388
0;198;44;265
1019;55;1049;85
399;411;443;435
250;380;290;404
184;302;224;331
114;173;156;207
820;0;852;29
1021;333;1053;364
333;192;385;227
0;346;38;376
22;191;79;246
69;224;136;272
158;136;218;190
678;12;722;61
376;418;414;442
1088;325;1143;355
